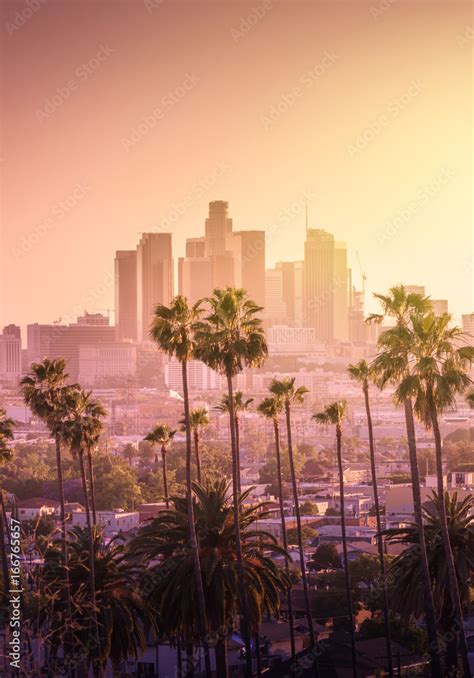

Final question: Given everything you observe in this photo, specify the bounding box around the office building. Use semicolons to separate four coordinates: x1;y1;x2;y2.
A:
0;325;21;384
334;241;349;341
230;230;265;305
462;313;474;336
136;233;173;342
78;342;137;386
115;250;137;341
303;228;335;342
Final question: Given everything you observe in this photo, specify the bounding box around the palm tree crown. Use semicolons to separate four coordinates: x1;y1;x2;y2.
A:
312;400;347;428
366;284;432;325
144;423;177;451
149;295;202;361
0;408;15;461
129;479;289;641
269;377;308;406
193;287;267;377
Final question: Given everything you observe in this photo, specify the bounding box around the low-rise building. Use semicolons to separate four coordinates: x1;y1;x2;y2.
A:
71;509;139;537
16;498;59;521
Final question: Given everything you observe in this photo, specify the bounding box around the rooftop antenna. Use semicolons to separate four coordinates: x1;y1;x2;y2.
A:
305;197;308;232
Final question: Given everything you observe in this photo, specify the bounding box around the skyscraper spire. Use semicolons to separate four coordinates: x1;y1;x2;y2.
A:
305;197;308;232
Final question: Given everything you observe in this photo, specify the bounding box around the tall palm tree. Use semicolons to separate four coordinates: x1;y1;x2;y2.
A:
181;408;209;484
313;401;357;678
129;479;289;678
370;286;443;677
269;377;316;652
144;424;177;509
150;295;211;678
215;392;253;493
384;492;473;675
60;387;105;666
20;358;76;663
405;312;473;675
257;396;296;661
0;409;14;612
194;287;268;675
348;360;393;678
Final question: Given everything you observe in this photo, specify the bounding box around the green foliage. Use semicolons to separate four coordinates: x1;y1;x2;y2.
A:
359;614;427;655
286;525;317;546
309;543;342;571
128;479;289;641
92;454;143;510
299;500;320;516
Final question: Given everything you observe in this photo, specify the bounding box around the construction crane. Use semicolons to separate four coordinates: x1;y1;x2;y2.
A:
356;250;367;301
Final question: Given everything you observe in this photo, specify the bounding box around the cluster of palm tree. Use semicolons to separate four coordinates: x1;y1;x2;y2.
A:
1;284;472;677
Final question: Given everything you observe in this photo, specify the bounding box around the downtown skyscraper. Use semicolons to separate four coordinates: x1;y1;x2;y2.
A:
136;233;173;342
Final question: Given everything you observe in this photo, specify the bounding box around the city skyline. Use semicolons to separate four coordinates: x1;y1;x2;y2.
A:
1;0;472;332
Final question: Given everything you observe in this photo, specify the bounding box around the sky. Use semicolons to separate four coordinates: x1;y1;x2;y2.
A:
1;0;472;335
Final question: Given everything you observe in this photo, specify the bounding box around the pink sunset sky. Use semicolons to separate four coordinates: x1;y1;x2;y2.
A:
1;0;472;333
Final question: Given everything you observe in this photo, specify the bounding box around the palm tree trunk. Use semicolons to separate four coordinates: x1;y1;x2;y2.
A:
215;637;228;678
235;412;242;494
427;390;470;677
177;638;183;678
181;360;212;678
78;449;102;673
87;446;97;524
336;425;358;678
185;643;194;677
55;436;75;670
226;371;253;677
161;446;169;509
284;400;316;650
363;384;393;678
403;398;443;677
193;429;202;484
79;449;91;528
273;419;296;661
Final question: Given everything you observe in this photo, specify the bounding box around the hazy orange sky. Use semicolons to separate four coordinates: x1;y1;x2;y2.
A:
1;0;472;333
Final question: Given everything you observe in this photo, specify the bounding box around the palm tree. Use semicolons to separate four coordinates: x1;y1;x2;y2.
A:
150;295;211;678
144;424;177;509
60;387;105;666
268;378;317;652
313;401;357;678
215;392;253;493
405;312;473;675
194;287;268;675
129;479;289;678
257;396;296;661
38;525;157;675
20;358;76;662
181;408;209;484
348;360;393;678
21;359;73;546
0;409;14;613
384;492;473;675
369;286;443;677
